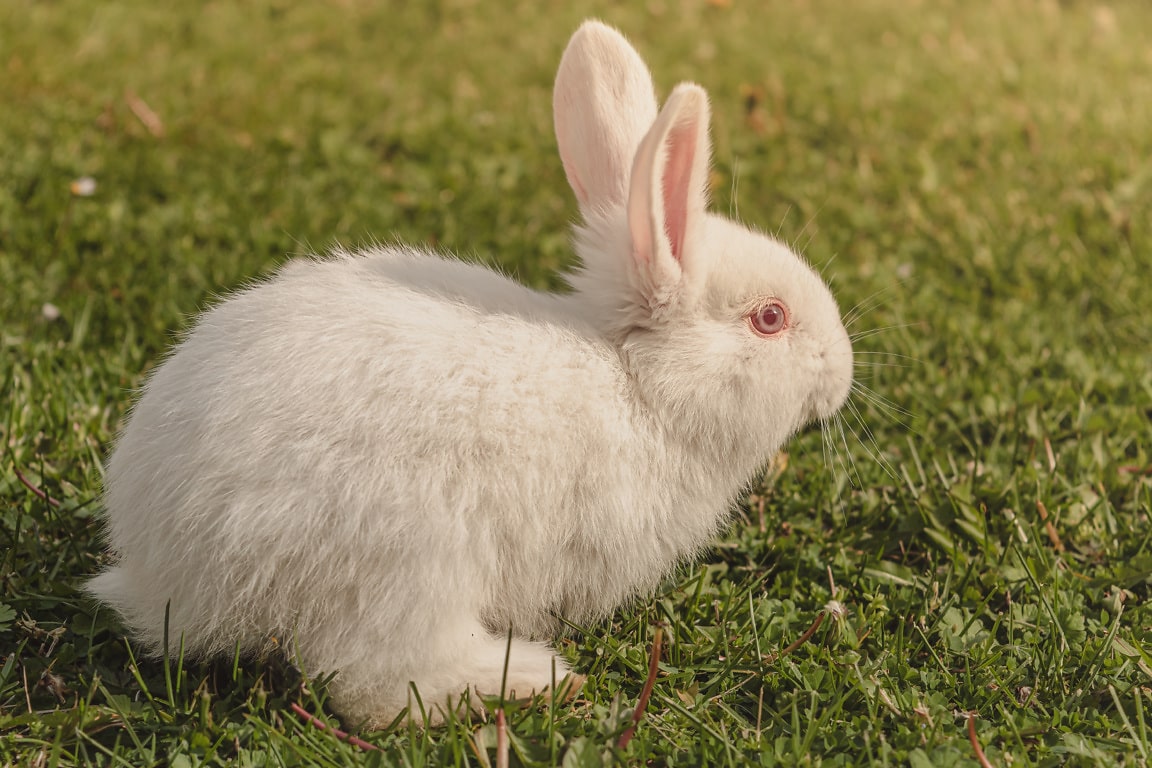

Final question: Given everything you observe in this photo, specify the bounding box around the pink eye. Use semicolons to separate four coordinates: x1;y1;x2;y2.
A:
749;301;788;336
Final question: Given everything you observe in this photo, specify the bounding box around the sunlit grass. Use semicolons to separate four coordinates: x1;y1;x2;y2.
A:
2;0;1151;764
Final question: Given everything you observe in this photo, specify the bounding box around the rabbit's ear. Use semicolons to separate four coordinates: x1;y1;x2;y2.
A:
627;83;712;306
554;21;658;214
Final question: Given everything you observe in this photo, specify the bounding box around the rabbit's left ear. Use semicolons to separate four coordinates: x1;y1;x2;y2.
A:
554;21;658;216
627;83;712;308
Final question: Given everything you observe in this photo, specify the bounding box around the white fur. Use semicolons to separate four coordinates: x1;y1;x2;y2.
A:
88;20;854;727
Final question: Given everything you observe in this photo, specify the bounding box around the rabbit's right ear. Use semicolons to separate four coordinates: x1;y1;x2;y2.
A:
553;21;658;215
626;83;712;309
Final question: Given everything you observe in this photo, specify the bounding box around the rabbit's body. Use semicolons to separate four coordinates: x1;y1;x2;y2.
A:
91;21;854;726
94;245;735;657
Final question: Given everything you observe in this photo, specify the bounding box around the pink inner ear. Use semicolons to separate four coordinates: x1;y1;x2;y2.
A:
661;117;698;262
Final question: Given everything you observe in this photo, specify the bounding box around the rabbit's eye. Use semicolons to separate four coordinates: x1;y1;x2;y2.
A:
749;302;788;336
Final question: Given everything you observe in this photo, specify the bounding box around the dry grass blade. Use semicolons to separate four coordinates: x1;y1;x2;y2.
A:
1035;500;1065;553
967;712;994;768
13;466;62;508
495;708;508;768
125;90;165;137
289;702;378;751
617;626;664;750
767;609;825;664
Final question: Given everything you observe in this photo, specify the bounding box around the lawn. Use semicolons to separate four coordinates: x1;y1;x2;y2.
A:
2;0;1151;765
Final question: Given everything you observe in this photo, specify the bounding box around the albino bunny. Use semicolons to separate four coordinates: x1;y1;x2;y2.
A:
89;20;853;727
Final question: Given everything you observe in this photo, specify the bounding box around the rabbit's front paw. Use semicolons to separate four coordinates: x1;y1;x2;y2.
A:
468;637;574;702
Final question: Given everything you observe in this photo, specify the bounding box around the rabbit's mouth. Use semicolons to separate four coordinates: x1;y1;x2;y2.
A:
811;333;854;422
807;374;853;424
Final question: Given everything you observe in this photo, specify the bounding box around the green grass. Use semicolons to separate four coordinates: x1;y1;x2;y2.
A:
3;0;1151;764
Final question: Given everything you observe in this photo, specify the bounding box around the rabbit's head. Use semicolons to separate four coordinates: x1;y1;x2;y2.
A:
555;21;852;465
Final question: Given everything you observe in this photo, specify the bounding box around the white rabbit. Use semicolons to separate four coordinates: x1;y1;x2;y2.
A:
88;20;854;727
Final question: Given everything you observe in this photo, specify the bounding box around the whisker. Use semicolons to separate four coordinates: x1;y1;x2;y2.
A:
730;158;740;220
817;252;841;278
821;415;848;484
824;420;847;512
774;204;794;241
834;414;862;488
853;351;920;360
851;380;911;414
852;382;917;424
849;323;915;343
842;277;915;330
843;399;898;481
820;416;834;483
789;202;826;257
842;283;897;329
853;349;920;374
798;228;818;258
855;360;913;370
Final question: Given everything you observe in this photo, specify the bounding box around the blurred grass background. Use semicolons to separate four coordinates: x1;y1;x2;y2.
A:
2;0;1151;765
